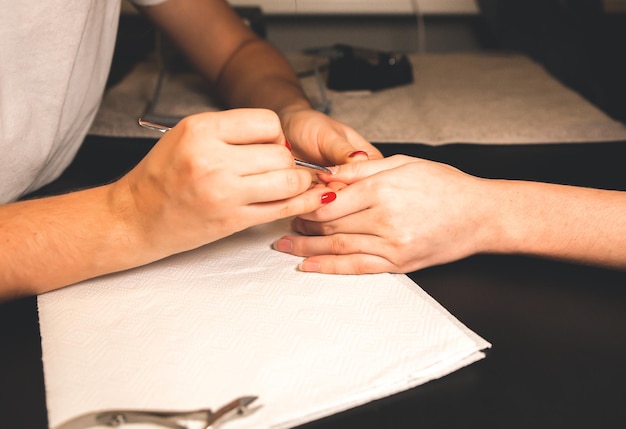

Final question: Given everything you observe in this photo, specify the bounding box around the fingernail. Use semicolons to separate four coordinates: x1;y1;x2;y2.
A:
299;260;321;272
348;150;368;159
273;237;293;252
285;139;292;151
321;192;336;204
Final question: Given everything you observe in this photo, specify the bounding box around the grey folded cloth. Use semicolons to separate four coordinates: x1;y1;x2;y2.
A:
89;52;626;145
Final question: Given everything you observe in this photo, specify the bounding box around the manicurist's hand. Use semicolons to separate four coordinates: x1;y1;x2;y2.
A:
279;107;383;166
272;155;496;274
117;109;336;259
0;108;337;299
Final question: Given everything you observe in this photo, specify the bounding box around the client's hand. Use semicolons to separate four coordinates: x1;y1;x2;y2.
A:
273;155;495;274
114;109;336;261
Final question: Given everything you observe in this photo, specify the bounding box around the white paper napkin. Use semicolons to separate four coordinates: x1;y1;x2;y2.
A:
39;218;490;429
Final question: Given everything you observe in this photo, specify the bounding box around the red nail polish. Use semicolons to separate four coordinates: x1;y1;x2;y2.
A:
348;150;368;158
285;140;292;151
321;192;336;204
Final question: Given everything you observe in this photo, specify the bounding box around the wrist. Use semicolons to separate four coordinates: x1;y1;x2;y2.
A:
277;103;314;123
472;178;518;256
104;179;151;266
479;179;549;257
277;106;317;152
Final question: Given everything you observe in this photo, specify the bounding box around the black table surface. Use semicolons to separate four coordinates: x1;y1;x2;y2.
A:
1;136;625;429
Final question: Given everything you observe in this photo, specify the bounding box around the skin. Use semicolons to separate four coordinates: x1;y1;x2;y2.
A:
0;0;382;300
273;155;626;274
0;110;334;299
140;0;382;166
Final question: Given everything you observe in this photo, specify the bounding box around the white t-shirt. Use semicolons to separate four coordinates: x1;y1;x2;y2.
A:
0;0;166;203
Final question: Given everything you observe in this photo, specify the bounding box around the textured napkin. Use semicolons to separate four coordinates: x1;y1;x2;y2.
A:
39;218;490;429
88;52;626;144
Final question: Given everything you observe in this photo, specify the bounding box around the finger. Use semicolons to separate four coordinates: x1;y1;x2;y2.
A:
272;233;409;274
320;133;382;166
327;181;348;192
238;168;315;204
295;181;370;222
229;143;295;176
316;155;418;185
298;253;398;274
179;109;286;145
290;213;377;236
243;187;338;224
273;233;384;257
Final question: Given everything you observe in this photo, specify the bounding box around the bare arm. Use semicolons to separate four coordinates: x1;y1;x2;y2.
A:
137;0;309;113
137;0;381;165
0;185;134;299
273;156;626;273
487;179;626;268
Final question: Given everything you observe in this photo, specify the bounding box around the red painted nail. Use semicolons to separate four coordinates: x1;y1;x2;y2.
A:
321;192;336;204
348;150;368;158
285;140;292;151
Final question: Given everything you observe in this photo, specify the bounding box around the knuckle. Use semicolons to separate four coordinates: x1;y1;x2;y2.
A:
387;236;414;266
388;154;412;165
259;109;282;135
277;194;318;220
178;153;214;182
329;235;348;253
393;235;414;252
240;108;282;139
284;170;309;194
392;154;411;163
348;258;371;274
353;261;372;274
202;186;230;207
279;149;296;168
367;178;391;201
319;223;336;236
178;114;207;135
175;114;221;150
290;217;310;235
277;202;294;219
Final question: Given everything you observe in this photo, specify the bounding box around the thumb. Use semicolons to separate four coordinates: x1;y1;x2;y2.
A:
321;134;383;166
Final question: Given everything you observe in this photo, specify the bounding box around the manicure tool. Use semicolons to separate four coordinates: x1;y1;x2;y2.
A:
53;395;259;429
138;118;333;174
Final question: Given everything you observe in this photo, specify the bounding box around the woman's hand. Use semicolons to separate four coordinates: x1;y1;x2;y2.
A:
280;108;383;166
273;155;496;274
114;109;336;260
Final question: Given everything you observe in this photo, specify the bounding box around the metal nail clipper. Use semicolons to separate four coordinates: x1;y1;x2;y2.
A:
53;395;259;429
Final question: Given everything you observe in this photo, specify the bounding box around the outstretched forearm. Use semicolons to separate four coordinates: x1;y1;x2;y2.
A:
484;180;626;268
0;183;141;300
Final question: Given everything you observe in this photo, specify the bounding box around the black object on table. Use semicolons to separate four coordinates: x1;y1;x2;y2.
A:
1;136;625;429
